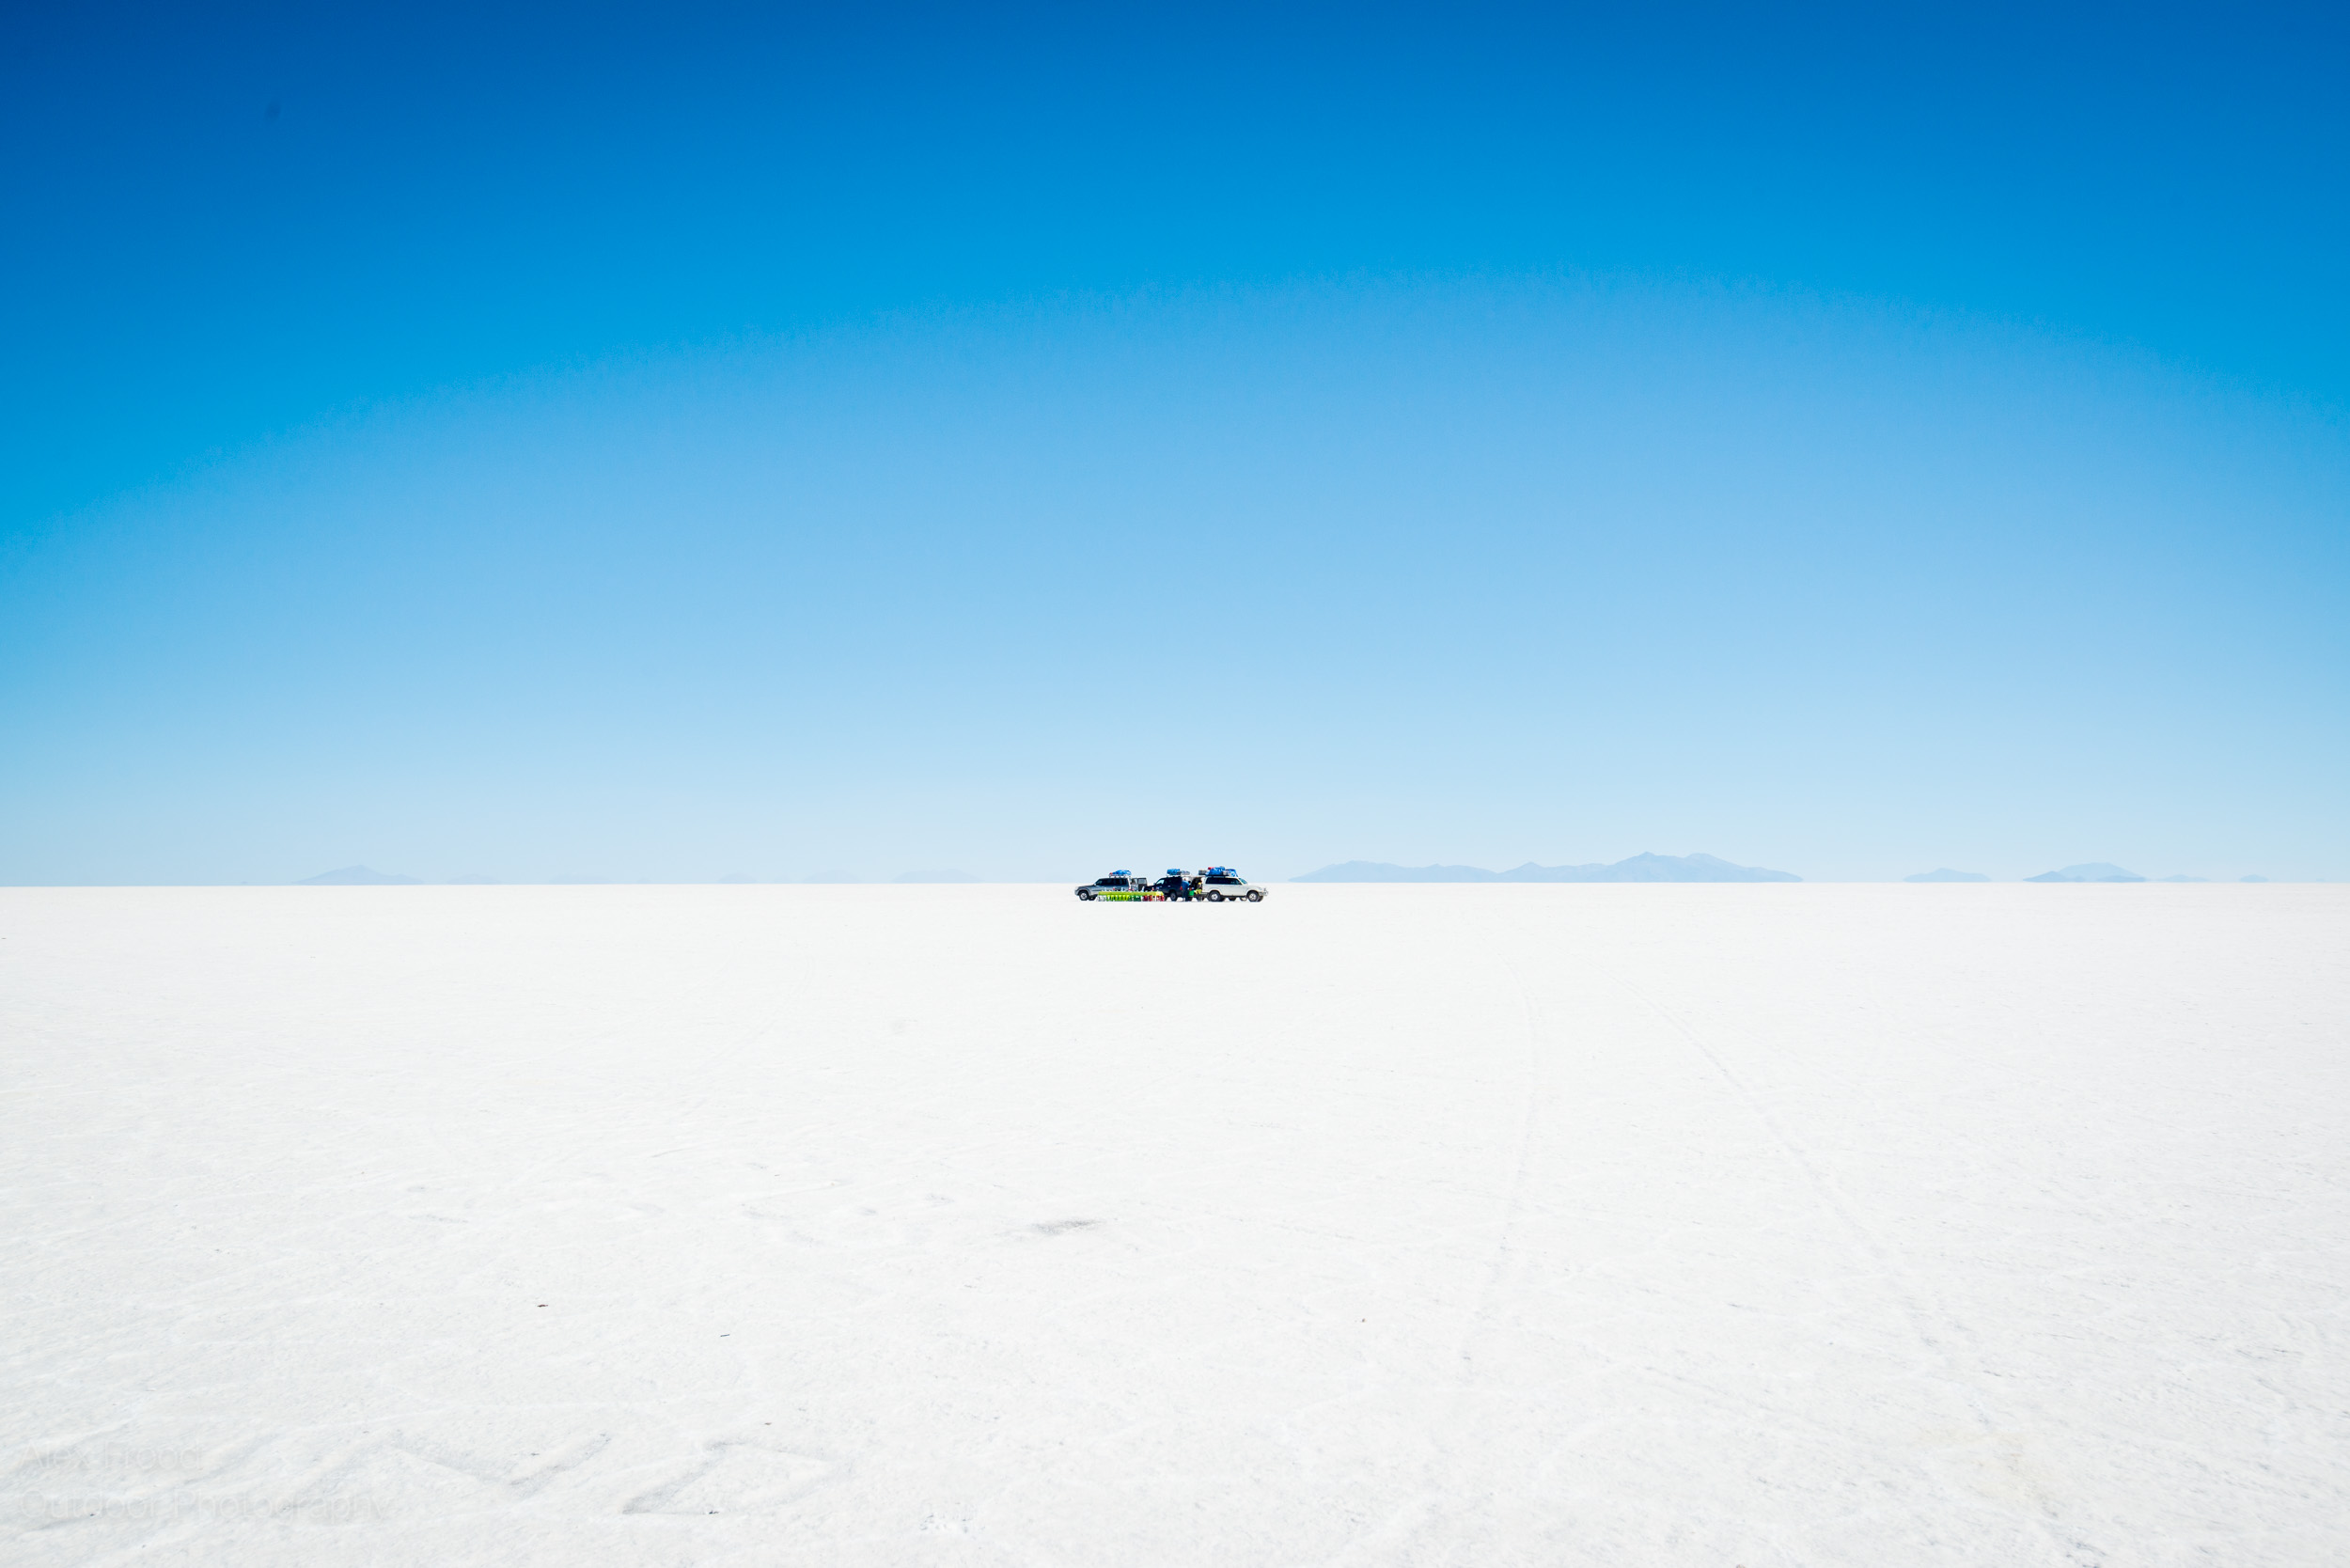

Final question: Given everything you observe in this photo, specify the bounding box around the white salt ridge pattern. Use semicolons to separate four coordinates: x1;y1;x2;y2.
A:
3;884;2344;1564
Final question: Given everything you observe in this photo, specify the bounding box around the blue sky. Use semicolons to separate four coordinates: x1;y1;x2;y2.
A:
4;2;2345;882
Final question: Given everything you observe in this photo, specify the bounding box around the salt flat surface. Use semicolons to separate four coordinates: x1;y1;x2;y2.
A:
4;884;2345;1566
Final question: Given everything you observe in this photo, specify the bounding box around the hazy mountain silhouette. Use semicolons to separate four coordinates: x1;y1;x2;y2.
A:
1296;853;1798;884
1508;852;1799;883
1293;862;1502;882
2025;862;2145;883
296;865;419;886
892;870;981;883
1905;869;1990;883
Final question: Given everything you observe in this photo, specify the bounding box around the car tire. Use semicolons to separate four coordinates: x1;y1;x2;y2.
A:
1246;889;1263;902
1207;890;1223;902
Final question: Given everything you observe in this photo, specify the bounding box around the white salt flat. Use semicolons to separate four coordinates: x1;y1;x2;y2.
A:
4;883;2343;1565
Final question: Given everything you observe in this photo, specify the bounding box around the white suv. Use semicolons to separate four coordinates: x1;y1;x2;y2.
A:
1198;869;1263;902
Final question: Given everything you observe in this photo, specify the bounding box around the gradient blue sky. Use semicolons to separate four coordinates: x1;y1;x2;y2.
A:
5;1;2345;882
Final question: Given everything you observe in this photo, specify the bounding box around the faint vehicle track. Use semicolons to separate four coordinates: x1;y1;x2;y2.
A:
1586;951;2103;1568
1449;910;1547;1383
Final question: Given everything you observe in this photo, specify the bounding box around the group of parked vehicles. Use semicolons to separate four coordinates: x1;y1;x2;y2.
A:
1075;868;1265;902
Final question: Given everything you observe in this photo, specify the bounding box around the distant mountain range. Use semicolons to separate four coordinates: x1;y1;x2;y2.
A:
2025;862;2144;883
1295;852;1799;884
274;859;2282;888
296;865;419;886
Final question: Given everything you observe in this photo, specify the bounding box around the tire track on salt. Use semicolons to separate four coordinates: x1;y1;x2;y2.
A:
1589;949;2102;1568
